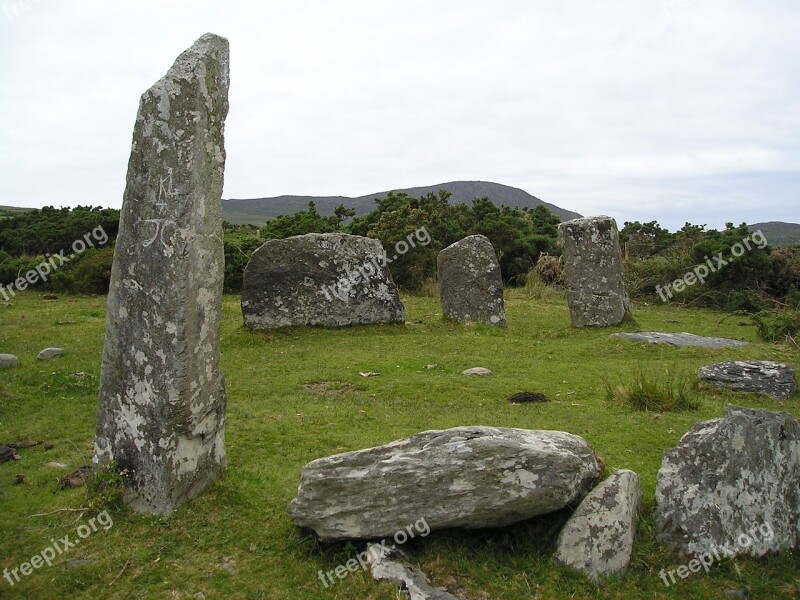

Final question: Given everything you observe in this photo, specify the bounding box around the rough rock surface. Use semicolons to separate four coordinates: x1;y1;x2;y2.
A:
288;425;600;540
558;216;630;327
697;361;796;401
367;545;459;600
94;33;230;515
462;367;492;377
554;470;641;582
37;348;64;360
655;405;800;558
437;234;506;327
612;331;749;348
0;354;18;369
241;233;404;329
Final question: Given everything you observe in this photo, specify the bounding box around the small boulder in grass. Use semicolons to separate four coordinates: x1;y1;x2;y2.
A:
509;391;549;403
462;367;492;377
37;348;64;361
0;354;19;369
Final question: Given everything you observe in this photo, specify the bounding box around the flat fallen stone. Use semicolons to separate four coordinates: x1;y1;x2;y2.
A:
241;233;404;329
367;545;459;600
612;332;748;348
655;405;800;558
462;367;492;376
554;469;641;583
0;354;18;369
288;425;600;540
37;348;64;360
697;361;796;400
437;234;506;327
94;33;229;515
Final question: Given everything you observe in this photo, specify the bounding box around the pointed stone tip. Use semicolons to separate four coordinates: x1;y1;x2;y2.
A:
195;32;230;48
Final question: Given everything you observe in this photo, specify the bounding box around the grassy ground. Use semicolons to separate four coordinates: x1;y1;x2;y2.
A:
0;289;798;599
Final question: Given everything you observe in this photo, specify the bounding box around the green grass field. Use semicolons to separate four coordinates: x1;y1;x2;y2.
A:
1;290;798;599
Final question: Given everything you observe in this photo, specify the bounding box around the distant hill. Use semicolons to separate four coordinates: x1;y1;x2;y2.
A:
749;222;800;247
222;181;582;225
0;205;35;220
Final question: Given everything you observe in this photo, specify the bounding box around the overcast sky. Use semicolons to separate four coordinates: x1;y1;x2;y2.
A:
1;0;798;230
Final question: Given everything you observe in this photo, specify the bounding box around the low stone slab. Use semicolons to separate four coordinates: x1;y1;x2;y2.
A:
0;354;18;369
288;426;601;541
367;545;458;600
37;348;64;360
554;470;641;583
655;405;800;558
437;234;506;327
697;361;796;400
612;332;748;348
241;233;404;329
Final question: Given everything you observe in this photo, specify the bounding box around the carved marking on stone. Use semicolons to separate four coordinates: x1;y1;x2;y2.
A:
139;218;177;250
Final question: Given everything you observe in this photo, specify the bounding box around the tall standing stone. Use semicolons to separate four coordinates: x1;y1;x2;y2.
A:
558;216;629;327
437;234;506;327
93;34;230;515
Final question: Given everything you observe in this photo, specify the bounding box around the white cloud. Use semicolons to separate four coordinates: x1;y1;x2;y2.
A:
0;0;798;230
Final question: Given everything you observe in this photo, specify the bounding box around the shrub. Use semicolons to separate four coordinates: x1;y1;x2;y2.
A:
769;245;800;297
535;254;563;286
752;309;800;343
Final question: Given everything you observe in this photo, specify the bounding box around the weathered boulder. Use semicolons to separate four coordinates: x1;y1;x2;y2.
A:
94;33;230;515
655;405;800;558
612;331;748;348
437;235;506;327
241;233;404;329
0;354;18;369
37;348;64;360
558;216;629;327
288;425;600;540
697;361;796;401
554;470;641;583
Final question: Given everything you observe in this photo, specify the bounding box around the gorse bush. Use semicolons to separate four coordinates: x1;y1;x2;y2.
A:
1;203;797;308
752;309;800;344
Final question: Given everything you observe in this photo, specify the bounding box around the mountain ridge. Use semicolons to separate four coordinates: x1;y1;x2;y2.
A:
221;180;582;224
748;221;800;247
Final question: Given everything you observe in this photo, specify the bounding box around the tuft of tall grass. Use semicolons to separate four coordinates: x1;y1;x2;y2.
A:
417;277;440;298
523;269;555;300
605;363;699;412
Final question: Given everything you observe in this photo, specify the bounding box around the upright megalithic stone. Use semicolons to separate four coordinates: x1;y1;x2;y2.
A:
437;234;506;327
94;33;230;515
558;216;630;327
